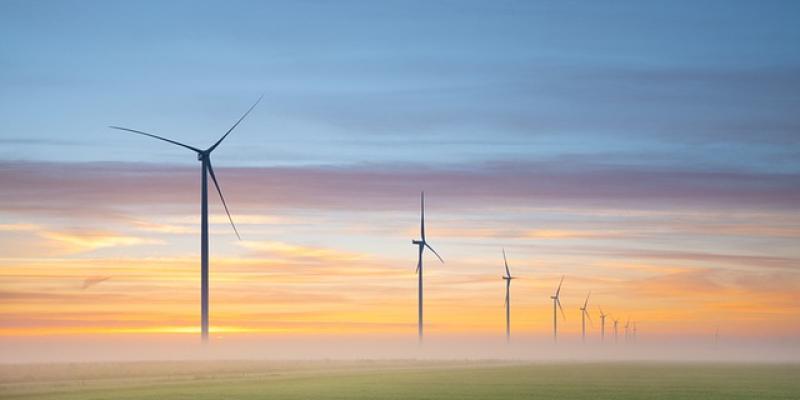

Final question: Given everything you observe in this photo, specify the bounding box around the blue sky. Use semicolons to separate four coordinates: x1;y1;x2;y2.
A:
2;0;798;171
1;1;799;348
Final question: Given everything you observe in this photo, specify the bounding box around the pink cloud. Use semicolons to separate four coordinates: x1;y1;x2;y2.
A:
1;161;798;220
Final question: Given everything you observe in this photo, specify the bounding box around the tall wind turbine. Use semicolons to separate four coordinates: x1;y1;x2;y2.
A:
599;307;608;343
550;276;566;343
501;248;514;342
110;96;261;343
613;318;619;344
579;291;592;343
411;191;444;343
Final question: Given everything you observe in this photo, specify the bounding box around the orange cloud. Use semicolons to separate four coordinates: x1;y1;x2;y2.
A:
39;230;163;253
237;240;366;263
0;223;40;232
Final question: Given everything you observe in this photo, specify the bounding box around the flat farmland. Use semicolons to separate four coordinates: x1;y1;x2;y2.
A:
1;360;798;399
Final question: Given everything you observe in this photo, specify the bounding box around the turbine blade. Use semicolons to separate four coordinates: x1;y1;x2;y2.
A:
503;248;511;277
583;291;591;309
206;159;240;240
586;310;594;326
555;275;564;297
109;126;201;152
415;245;423;274
557;298;566;320
425;243;444;263
420;191;425;241
208;94;263;152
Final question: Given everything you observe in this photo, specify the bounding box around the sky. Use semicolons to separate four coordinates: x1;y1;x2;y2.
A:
1;0;799;360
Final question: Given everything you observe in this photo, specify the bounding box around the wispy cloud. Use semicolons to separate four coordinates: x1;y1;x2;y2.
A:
238;240;366;263
0;223;39;232
605;249;800;272
81;276;111;290
39;230;162;254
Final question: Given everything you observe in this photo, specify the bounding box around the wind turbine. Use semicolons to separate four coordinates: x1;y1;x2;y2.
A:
633;321;638;343
501;248;514;342
613;318;619;344
624;318;630;343
550;276;566;343
599;307;608;343
411;191;444;343
579;291;592;343
110;96;261;343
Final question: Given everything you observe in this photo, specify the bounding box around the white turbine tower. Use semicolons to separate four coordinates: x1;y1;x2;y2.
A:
501;249;514;342
599;307;608;343
411;192;444;343
579;291;592;343
550;276;566;343
624;318;631;344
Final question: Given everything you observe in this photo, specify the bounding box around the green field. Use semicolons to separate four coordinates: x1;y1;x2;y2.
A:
1;360;798;399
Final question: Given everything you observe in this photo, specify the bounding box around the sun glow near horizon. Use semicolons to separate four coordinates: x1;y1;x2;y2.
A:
1;0;799;363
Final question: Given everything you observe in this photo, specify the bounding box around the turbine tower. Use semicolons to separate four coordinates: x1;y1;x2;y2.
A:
501;248;514;342
624;318;630;344
579;291;592;343
613;318;619;344
550;276;565;343
411;192;444;343
110;96;261;343
599;307;608;343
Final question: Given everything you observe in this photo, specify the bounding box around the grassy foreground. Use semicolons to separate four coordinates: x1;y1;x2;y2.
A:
1;360;798;399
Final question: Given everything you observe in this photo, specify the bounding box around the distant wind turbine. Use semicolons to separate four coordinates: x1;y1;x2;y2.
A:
624;318;631;343
613;318;619;344
633;321;638;343
599;307;608;343
110;95;262;343
501;248;515;342
550;276;566;343
411;191;444;343
579;291;592;343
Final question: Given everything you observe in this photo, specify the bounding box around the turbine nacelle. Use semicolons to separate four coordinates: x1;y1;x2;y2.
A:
412;239;423;245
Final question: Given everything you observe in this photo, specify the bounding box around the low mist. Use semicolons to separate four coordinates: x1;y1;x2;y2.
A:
2;334;798;364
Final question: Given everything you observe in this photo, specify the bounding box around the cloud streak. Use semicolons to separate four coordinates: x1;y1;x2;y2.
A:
2;161;798;219
81;276;112;290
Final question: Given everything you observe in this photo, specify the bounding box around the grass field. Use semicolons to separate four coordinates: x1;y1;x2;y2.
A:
1;360;798;399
